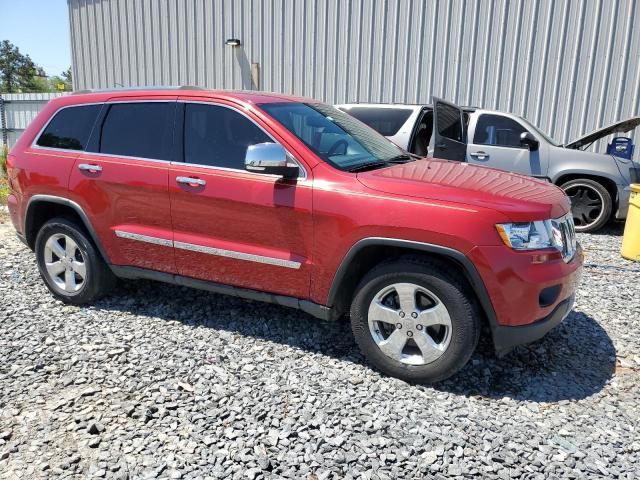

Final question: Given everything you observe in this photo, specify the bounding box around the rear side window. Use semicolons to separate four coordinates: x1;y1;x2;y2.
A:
183;103;271;169
36;105;101;150
98;102;173;160
474;114;527;147
435;103;463;142
340;107;412;136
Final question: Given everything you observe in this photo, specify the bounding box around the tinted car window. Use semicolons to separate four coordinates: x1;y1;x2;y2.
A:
474;114;527;148
340;107;412;136
435;103;464;142
36;104;101;150
183;103;271;169
99;102;173;159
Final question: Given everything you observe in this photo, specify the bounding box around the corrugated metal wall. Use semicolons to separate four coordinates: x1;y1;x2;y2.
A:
68;0;640;151
0;93;69;147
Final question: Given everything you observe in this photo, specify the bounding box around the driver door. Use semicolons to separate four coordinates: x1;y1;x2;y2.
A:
432;97;467;161
466;113;542;176
169;99;313;299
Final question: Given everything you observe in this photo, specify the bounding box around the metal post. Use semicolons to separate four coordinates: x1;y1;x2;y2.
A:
0;95;7;146
251;63;260;90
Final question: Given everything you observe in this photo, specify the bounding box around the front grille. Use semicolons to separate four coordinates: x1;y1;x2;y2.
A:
558;213;577;263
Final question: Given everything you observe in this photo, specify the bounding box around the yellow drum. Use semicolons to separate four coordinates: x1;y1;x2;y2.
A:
621;184;640;261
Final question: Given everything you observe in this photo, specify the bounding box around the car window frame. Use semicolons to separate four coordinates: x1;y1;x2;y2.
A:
88;100;177;162
31;102;105;153
175;100;307;180
471;113;531;150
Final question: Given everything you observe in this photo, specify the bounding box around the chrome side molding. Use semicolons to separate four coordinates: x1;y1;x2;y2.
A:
114;229;301;269
173;240;301;269
114;230;173;247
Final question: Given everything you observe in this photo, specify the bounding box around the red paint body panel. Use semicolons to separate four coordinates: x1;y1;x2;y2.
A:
468;245;583;326
67;153;175;272
357;159;571;221
7;88;583;334
10;149;79;233
169;164;313;298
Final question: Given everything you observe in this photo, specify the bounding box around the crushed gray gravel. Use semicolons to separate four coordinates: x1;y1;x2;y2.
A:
0;217;638;479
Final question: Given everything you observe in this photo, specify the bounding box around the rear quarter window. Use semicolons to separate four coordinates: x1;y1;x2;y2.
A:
340;107;412;136
36;104;101;150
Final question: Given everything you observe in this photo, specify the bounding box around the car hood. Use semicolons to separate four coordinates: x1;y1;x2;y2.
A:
357;159;571;221
564;116;640;149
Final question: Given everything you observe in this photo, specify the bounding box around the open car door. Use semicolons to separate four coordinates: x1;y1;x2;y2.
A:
432;97;467;161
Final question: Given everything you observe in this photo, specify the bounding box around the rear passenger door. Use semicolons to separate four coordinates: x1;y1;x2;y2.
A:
67;97;178;273
168;99;313;299
432;97;467;161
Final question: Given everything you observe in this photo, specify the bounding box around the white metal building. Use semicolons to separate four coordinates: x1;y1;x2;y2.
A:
65;0;640;149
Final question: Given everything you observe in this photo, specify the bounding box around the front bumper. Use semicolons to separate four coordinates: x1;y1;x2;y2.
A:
493;294;575;356
468;242;583;353
616;184;631;219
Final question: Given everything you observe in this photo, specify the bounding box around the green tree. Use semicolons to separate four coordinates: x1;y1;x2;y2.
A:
62;67;72;88
0;40;41;92
49;67;73;91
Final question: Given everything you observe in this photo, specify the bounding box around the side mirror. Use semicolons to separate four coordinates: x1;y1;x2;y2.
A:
245;143;300;179
520;132;539;151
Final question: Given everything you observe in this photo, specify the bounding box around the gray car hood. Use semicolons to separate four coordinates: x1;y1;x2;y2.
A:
564;117;640;149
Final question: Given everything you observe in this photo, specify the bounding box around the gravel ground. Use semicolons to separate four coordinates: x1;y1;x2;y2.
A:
0;214;639;479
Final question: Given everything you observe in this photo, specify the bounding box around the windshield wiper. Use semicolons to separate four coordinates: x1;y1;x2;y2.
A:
348;154;416;172
385;154;415;164
348;161;391;172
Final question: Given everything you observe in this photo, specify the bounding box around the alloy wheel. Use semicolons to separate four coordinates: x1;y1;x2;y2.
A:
367;282;452;365
564;183;604;230
43;233;87;293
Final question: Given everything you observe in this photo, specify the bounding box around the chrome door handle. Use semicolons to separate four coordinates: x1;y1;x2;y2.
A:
176;176;206;186
78;163;102;172
469;151;489;160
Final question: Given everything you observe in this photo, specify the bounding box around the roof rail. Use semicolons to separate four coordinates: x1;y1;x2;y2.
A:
72;85;206;95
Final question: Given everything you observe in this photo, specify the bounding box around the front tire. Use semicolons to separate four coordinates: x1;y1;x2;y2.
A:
560;178;612;232
350;259;480;383
35;217;115;304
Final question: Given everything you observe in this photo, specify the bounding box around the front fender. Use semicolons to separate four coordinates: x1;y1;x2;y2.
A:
548;149;625;187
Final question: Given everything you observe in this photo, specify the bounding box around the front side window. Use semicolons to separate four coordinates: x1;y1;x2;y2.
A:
36;104;101;150
474;114;527;148
99;102;173;160
519;116;558;146
183;103;271;169
339;107;412;136
259;102;405;171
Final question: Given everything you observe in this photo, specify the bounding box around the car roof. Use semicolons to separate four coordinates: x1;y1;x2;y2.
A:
61;86;317;106
338;102;477;113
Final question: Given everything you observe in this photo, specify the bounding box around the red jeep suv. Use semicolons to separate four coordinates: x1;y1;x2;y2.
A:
5;87;582;383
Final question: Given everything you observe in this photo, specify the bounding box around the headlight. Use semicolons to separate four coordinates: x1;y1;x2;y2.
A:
496;220;563;251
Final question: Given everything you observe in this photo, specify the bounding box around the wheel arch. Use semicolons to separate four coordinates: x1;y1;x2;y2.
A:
326;238;498;330
554;173;618;211
24;195;111;263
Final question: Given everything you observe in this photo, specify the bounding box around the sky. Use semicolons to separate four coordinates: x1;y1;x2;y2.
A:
0;0;71;76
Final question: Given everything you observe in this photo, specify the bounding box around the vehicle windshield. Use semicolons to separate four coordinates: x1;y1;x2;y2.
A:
259;102;407;171
518;116;559;146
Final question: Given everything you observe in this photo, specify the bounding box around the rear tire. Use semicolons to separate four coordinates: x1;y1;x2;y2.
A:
350;258;480;383
35;217;115;304
560;178;612;233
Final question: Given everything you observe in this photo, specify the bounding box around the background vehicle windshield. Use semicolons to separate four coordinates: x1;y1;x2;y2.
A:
259;102;405;170
518;116;559;146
